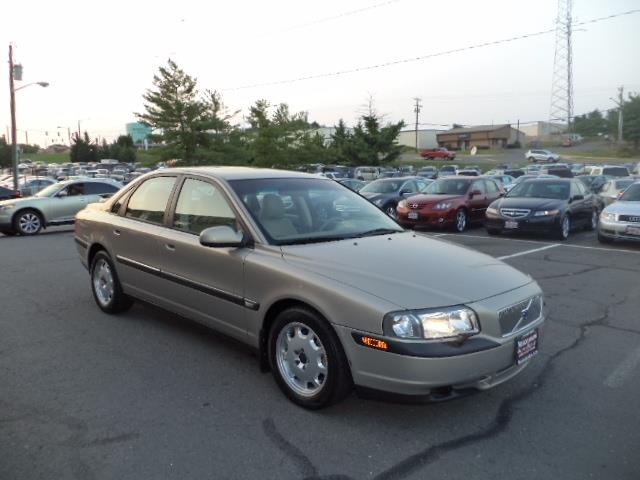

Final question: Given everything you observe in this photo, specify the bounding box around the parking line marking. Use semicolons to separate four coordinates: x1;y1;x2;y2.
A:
436;233;640;255
604;345;640;388
497;244;560;260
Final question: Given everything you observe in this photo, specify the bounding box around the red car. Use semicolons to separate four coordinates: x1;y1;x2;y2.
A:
419;147;456;160
397;177;503;232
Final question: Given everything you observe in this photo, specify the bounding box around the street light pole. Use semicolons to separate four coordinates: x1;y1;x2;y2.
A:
9;44;18;192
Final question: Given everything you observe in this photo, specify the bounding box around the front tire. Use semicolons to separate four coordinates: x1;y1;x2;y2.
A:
14;209;43;236
598;232;613;244
269;306;351;409
555;215;570;240
454;209;468;232
90;251;133;313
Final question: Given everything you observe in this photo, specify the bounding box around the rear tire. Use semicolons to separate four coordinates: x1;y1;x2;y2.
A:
268;306;352;409
90;251;133;314
585;209;597;231
528;157;535;162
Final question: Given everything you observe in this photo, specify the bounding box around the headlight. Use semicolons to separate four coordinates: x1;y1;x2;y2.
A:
398;200;407;209
434;201;453;210
0;203;17;211
373;198;384;206
383;307;480;340
601;212;615;222
533;209;559;216
486;207;498;215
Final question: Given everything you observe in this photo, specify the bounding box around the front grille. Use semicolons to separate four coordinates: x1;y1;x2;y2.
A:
409;203;425;209
500;208;530;218
619;215;640;223
498;296;542;336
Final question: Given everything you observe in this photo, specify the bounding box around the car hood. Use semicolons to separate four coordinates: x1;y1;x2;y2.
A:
405;194;463;205
491;197;565;210
281;232;532;310
605;201;640;215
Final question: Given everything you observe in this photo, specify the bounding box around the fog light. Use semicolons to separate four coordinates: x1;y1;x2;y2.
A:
438;217;444;223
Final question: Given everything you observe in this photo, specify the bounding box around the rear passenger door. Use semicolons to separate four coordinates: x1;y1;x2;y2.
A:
468;180;488;221
109;175;178;301
154;176;251;340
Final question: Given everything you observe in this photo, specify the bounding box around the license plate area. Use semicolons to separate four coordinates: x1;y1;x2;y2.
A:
505;220;519;229
625;226;640;236
408;212;419;220
515;328;539;365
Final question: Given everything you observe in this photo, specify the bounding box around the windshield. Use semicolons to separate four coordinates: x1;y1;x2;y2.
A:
603;167;629;177
35;183;63;197
507;181;570;200
620;183;640;201
228;178;403;245
360;179;403;194
422;178;470;195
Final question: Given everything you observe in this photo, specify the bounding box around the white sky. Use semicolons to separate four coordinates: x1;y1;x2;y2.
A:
2;0;640;146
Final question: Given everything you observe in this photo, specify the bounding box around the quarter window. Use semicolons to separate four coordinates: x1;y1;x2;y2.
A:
125;176;176;225
173;178;237;235
85;182;119;195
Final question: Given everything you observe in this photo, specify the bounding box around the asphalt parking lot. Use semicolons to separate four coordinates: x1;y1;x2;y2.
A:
1;226;639;480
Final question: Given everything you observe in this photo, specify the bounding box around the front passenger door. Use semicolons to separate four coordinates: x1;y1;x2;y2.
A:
155;177;250;341
48;182;89;222
469;180;488;222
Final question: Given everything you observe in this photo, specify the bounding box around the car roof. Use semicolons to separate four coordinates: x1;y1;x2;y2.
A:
162;166;319;181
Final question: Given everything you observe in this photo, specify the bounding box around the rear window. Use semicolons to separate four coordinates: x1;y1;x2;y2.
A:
602;167;629;177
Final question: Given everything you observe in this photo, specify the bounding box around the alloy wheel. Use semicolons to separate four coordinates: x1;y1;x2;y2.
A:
275;322;328;398
18;212;41;235
456;210;467;232
92;258;115;307
562;216;570;239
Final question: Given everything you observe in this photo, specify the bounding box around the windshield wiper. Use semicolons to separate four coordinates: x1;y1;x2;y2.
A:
279;235;354;245
352;228;402;238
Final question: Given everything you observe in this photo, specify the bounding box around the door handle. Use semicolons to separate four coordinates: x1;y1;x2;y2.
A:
113;229;121;236
165;244;176;252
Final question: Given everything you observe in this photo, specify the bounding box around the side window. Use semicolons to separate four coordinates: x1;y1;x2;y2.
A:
66;183;86;196
484;180;499;193
125;176;176;225
471;181;486;194
570;182;580;198
85;182;119;195
416;180;428;191
173;178;237;235
576;182;587;196
402;181;417;193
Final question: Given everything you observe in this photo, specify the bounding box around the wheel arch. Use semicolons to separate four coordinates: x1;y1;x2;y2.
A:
258;298;334;373
87;242;108;267
13;206;46;225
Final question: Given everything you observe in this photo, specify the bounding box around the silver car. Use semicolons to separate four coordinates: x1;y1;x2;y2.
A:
598;181;640;243
75;167;545;408
0;178;122;236
525;149;560;163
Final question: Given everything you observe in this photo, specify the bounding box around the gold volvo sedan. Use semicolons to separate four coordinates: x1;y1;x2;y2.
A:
75;167;544;409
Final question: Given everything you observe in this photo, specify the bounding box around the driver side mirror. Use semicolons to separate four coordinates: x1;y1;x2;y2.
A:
200;226;248;248
399;189;411;196
469;189;482;198
570;194;584;203
56;190;68;198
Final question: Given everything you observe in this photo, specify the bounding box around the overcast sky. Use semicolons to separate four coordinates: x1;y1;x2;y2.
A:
2;0;640;146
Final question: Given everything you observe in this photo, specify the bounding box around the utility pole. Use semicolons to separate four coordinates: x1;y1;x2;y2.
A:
9;44;18;191
413;97;422;152
610;86;624;144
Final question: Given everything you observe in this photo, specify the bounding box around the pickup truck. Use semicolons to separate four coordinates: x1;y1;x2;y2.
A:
420;147;456;160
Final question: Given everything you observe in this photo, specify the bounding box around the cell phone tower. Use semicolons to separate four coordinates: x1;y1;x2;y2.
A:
549;0;573;131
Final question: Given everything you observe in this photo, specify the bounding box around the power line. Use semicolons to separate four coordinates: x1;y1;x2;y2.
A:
222;8;640;92
264;0;404;35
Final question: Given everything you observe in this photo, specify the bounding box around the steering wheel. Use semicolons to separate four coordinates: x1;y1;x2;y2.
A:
319;218;343;232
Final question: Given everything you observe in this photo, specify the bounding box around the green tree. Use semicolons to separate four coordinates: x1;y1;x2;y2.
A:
622;93;640;149
70;132;98;163
136;59;206;162
573;109;608;137
97;135;137;163
0;137;11;169
329;119;354;164
246;100;311;167
348;113;405;165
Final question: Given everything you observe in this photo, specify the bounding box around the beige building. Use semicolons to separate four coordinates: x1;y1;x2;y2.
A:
519;121;566;141
397;129;440;150
437;124;525;151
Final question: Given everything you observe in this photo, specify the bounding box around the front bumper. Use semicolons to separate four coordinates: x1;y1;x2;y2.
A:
397;208;456;228
336;283;545;396
0;210;14;229
598;219;640;242
485;213;561;234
